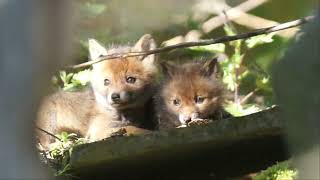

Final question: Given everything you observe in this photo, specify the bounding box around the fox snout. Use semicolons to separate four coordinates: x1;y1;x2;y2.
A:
111;93;121;102
178;112;200;124
109;91;134;104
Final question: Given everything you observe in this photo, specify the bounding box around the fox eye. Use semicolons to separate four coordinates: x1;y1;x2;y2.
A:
126;76;136;84
104;79;110;86
173;99;181;106
195;96;205;104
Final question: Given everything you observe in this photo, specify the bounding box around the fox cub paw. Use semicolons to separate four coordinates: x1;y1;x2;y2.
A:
109;128;128;138
106;126;152;139
187;119;212;126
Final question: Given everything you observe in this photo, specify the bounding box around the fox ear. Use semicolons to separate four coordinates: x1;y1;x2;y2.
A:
88;38;108;61
160;61;177;79
132;34;156;64
202;57;219;78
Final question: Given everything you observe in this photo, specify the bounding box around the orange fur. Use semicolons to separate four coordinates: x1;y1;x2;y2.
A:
157;59;227;129
36;34;158;148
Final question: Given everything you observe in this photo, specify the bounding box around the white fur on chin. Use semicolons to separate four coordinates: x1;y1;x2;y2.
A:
93;90;113;109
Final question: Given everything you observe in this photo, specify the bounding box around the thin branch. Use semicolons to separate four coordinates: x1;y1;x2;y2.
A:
193;0;267;21
226;12;298;38
200;0;298;37
71;16;313;69
241;88;259;105
201;0;269;32
36;126;62;142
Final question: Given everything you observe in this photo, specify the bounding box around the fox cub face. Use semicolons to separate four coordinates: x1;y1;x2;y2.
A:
160;59;223;125
89;34;158;109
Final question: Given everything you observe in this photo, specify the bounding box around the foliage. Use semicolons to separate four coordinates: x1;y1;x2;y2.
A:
245;33;275;49
53;69;91;91
253;161;298;180
46;132;86;176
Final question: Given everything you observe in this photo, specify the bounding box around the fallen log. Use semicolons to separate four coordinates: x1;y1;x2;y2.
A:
69;107;288;179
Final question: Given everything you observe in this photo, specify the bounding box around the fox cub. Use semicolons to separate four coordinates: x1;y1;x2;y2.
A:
36;34;159;148
157;58;230;129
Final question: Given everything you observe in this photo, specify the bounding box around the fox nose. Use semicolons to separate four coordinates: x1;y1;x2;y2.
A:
183;116;192;123
179;114;192;124
111;93;121;102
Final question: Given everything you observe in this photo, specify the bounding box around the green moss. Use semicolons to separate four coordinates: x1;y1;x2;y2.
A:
254;160;298;180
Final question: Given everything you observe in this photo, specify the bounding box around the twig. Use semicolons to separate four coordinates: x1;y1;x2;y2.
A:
71;16;313;69
241;88;259;105
201;0;298;37
36;126;62;142
193;0;267;21
222;10;238;33
227;12;298;38
201;0;269;32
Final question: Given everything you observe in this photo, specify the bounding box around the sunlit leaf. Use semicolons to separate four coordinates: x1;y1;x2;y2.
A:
66;73;74;83
223;25;236;36
245;33;275;49
72;69;91;86
222;73;236;91
59;71;67;84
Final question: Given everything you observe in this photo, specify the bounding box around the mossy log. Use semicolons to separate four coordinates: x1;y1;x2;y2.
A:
69;107;288;179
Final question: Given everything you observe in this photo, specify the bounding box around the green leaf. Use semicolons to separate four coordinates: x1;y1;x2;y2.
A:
231;53;244;67
222;72;236;91
245;33;275;49
58;132;69;142
72;69;91;86
223;24;242;48
59;71;67;83
223;25;236;36
66;73;74;83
